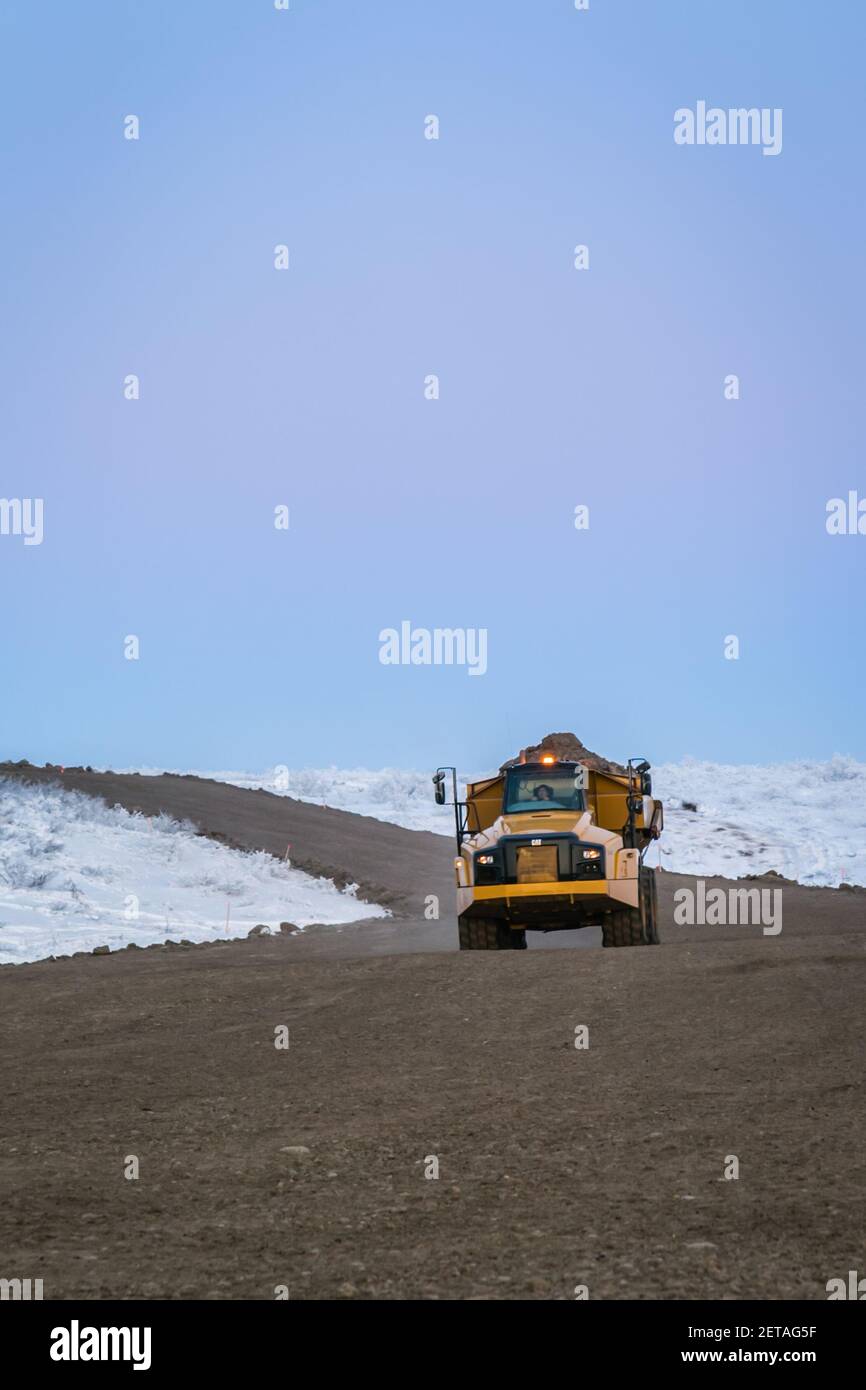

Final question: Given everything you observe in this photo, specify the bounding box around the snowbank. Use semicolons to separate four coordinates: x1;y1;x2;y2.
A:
0;779;388;966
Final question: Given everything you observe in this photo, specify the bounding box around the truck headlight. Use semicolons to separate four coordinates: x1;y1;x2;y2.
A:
570;843;604;878
474;849;504;883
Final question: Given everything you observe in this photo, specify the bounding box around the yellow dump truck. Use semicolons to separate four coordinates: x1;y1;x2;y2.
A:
433;755;663;949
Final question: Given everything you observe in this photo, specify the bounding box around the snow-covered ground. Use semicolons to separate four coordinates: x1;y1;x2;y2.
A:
193;758;866;889
0;780;388;966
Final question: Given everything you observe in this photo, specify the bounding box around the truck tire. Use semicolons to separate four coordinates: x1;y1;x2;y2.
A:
603;870;661;947
641;865;660;945
458;916;526;950
602;908;645;947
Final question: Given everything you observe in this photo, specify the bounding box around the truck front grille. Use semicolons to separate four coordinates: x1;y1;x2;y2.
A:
515;844;559;883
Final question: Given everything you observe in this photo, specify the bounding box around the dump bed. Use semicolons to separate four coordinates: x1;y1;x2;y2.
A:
466;767;655;839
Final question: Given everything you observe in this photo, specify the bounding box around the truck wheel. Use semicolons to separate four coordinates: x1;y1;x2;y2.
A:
603;870;661;947
458;917;525;950
641;866;660;945
602;908;645;947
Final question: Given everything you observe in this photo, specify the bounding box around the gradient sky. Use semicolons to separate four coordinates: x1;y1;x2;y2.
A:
2;0;864;775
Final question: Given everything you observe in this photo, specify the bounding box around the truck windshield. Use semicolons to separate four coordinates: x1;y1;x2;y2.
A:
504;769;586;814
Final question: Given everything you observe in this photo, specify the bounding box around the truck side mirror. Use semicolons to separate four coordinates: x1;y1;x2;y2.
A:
432;772;446;805
629;757;652;795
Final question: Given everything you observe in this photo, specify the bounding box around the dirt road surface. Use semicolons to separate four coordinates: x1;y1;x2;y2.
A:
1;765;864;1299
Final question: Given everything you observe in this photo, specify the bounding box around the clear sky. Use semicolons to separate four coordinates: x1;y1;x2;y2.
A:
2;0;864;775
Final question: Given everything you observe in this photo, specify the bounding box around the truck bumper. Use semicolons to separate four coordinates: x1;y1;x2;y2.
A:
457;877;639;925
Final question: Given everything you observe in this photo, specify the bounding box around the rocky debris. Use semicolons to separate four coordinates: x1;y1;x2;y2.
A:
741;870;797;885
500;732;627;775
279;1145;311;1159
682;801;698;813
91;945;110;956
247;924;269;938
279;921;299;934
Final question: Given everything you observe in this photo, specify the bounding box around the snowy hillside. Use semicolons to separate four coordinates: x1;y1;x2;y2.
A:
196;758;866;889
651;758;866;887
0;780;388;966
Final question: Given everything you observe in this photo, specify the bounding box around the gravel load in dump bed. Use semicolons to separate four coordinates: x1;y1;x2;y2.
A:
500;732;628;775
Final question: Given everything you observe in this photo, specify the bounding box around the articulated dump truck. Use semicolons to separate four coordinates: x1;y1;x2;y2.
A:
433;755;664;950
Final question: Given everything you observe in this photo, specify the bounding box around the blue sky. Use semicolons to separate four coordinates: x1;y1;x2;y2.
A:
1;0;864;774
